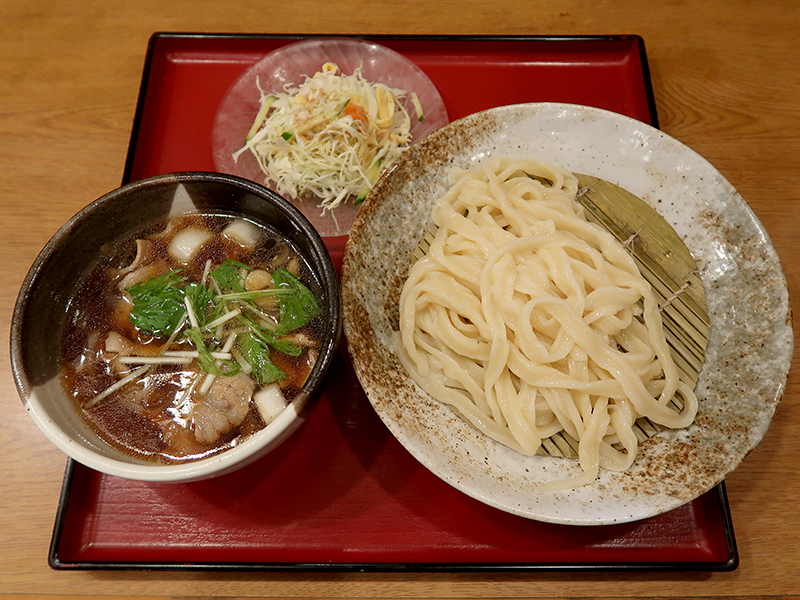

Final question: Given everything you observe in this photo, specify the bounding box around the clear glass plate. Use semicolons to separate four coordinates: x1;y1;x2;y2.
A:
212;37;449;236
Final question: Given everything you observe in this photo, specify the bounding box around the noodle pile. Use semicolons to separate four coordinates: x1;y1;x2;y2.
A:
396;157;698;489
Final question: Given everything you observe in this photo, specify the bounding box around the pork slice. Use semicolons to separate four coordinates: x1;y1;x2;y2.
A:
191;374;255;444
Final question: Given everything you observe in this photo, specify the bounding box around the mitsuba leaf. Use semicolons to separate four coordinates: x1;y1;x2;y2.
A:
185;328;241;376
237;315;302;356
210;259;251;294
271;267;321;334
184;281;215;327
126;271;187;337
237;332;285;385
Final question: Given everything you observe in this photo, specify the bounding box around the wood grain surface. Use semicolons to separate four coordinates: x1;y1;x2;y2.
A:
1;0;798;598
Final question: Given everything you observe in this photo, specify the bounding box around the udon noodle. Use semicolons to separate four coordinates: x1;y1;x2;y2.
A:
396;157;698;490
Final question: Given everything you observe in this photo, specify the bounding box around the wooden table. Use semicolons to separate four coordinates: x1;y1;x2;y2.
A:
1;0;798;598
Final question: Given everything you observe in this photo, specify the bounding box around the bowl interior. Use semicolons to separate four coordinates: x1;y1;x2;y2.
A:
11;172;340;481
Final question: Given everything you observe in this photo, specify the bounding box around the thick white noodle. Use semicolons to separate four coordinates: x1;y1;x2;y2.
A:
396;157;698;490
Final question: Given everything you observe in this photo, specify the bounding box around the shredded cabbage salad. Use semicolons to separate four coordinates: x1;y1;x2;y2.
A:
233;62;423;214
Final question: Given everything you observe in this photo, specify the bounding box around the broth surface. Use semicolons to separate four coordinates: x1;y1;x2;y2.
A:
60;213;323;464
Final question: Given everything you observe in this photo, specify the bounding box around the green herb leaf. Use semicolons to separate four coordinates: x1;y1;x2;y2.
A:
126;271;187;337
210;259;251;294
271;267;321;334
237;332;285;385
238;314;302;356
184;281;215;327
185;328;241;376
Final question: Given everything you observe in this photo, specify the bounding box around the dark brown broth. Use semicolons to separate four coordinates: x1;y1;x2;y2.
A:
59;213;323;464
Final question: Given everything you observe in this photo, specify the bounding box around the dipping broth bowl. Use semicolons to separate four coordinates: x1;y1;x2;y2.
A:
11;172;341;482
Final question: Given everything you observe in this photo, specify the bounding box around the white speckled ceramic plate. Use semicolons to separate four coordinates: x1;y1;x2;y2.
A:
340;103;793;525
212;37;449;237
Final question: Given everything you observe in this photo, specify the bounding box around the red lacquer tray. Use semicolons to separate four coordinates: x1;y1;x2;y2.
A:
48;33;738;571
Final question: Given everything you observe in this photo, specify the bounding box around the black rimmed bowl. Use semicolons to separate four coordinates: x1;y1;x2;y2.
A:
11;172;341;482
